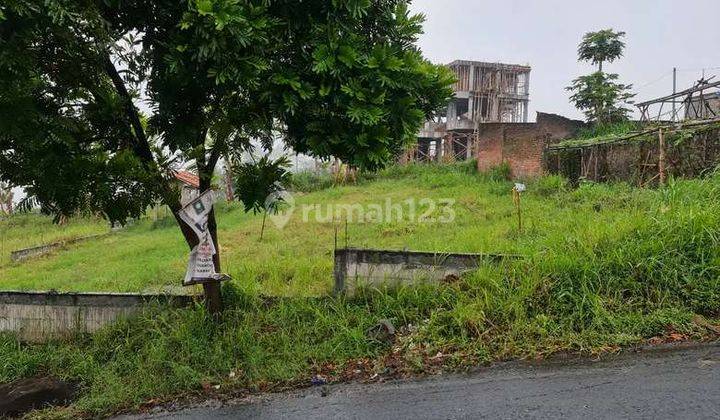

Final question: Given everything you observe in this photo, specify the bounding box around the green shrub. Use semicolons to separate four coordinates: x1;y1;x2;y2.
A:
377;161;477;180
289;170;335;193
576;120;639;140
483;162;511;182
533;175;568;197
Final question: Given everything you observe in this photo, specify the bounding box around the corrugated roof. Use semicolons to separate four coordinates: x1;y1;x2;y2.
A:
173;170;200;189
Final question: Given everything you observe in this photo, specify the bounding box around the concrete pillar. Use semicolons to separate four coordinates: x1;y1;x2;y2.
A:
468;64;476;91
468;65;476;121
447;100;456;120
523;71;530;122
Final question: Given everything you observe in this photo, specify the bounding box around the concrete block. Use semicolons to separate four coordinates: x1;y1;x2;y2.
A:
334;248;519;295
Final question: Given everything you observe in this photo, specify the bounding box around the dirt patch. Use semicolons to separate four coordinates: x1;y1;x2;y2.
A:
0;376;78;417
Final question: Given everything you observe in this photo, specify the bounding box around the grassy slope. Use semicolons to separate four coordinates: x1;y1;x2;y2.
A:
0;163;654;295
2;163;720;416
0;214;108;267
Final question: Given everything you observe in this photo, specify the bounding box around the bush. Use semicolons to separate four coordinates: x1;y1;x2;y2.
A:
533;175;568;197
289;170;335;193
576;120;639;140
483;162;511;182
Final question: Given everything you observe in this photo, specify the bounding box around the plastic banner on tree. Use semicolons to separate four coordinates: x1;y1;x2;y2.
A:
178;190;219;286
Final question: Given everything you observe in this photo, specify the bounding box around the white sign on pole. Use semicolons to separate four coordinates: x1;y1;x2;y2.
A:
178;190;219;286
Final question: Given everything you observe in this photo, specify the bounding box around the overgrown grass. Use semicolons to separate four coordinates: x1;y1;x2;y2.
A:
575;120;639;140
0;161;578;294
1;273;715;416
2;164;720;416
0;162;716;298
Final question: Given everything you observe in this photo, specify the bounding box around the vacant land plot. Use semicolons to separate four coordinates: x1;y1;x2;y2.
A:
1;163;658;295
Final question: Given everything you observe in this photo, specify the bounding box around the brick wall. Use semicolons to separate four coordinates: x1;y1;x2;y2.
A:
475;124;504;172
476;112;585;178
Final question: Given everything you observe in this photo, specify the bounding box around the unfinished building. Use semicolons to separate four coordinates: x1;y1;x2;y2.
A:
407;60;531;163
448;60;531;125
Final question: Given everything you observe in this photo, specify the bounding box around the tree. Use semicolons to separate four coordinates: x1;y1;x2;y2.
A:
577;29;626;72
567;72;634;124
567;29;634;124
233;155;291;241
0;1;454;304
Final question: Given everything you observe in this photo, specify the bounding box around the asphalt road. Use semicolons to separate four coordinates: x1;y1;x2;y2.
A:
125;344;720;420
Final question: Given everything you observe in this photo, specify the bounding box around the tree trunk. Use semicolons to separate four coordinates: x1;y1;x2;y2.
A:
223;156;235;202
260;211;267;241
204;208;223;314
196;142;224;314
171;195;223;315
172;207;200;248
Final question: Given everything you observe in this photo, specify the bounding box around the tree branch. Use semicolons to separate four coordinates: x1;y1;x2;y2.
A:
206;146;222;183
102;53;155;165
103;52;183;213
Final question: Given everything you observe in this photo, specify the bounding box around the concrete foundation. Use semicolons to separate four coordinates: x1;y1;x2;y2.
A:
0;291;195;342
334;248;518;295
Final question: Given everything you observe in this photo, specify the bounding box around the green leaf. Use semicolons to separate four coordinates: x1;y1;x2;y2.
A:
337;46;357;67
346;0;371;18
196;0;214;15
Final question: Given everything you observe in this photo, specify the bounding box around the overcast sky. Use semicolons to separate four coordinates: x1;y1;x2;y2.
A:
409;0;720;121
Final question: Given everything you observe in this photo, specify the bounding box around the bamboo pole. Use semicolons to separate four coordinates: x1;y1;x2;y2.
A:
659;128;666;185
594;146;599;181
547;117;720;152
512;187;522;233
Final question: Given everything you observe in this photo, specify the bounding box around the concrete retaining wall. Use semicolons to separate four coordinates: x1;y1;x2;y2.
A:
334;248;519;295
0;291;195;342
10;233;111;263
